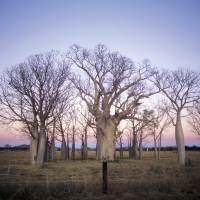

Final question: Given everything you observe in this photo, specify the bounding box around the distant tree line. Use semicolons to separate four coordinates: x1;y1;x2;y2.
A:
1;145;200;151
0;147;29;151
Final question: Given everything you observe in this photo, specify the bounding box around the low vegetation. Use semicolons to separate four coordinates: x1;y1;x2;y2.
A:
0;150;200;199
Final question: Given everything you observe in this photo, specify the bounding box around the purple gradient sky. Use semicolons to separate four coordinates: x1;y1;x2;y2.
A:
0;0;200;147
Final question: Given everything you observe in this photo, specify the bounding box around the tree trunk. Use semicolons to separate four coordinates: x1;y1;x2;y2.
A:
96;142;98;160
129;135;133;158
45;141;50;162
132;133;138;160
50;137;55;161
66;133;69;159
119;136;123;159
81;134;84;159
158;134;161;160
153;136;158;161
50;119;56;161
61;134;67;160
83;127;88;159
96;119;117;161
175;111;185;165
96;128;103;160
71;127;75;160
30;119;39;165
139;136;143;160
30;136;38;165
36;124;46;166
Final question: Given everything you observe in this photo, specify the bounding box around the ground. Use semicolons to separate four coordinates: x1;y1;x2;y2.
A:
0;150;200;199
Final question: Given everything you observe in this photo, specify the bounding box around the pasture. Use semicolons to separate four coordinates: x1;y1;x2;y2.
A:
0;150;200;199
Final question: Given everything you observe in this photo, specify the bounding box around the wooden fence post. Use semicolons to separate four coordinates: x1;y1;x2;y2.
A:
102;157;107;194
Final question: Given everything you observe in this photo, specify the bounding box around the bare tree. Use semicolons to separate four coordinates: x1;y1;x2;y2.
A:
4;144;11;148
149;108;171;161
55;96;75;160
127;107;153;160
68;107;79;160
49;118;56;161
77;105;95;159
65;44;159;161
57;115;68;160
0;51;72;165
116;129;124;159
152;68;200;165
119;136;123;158
187;100;200;137
138;109;154;160
125;130;133;157
128;107;142;160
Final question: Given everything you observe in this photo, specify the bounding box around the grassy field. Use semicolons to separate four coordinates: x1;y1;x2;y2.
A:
0;150;200;200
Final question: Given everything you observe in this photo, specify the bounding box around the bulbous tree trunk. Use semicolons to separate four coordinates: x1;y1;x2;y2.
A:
50;137;55;161
61;134;67;160
83;127;88;159
175;111;185;165
45;142;50;162
96;128;103;160
30;136;38;165
132;132;138;160
96;119;117;161
30;119;39;165
36;124;46;166
139;136;143;160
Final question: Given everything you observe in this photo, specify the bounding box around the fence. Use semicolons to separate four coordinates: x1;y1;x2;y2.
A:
0;151;200;199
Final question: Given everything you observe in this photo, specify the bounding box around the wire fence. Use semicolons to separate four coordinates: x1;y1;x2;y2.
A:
1;161;200;184
0;151;200;199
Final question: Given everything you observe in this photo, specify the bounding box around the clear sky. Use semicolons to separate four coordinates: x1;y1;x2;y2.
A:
0;0;200;147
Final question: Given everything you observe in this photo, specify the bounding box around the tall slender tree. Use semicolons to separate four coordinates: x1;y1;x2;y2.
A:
153;68;200;165
187;100;200;137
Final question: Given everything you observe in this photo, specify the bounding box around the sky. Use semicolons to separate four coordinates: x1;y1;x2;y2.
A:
0;0;200;147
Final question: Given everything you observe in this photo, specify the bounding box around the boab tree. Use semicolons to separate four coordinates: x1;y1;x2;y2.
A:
147;108;171;161
153;68;200;165
66;44;159;161
187;100;200;137
137;109;155;160
78;105;95;160
128;107;152;160
0;51;72;165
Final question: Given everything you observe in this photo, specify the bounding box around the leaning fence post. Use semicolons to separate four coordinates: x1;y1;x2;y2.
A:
102;156;108;194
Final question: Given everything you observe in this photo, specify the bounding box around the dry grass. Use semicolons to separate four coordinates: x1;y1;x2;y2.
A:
0;150;200;199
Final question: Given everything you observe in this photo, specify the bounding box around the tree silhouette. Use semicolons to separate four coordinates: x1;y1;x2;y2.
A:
66;44;159;160
153;68;200;165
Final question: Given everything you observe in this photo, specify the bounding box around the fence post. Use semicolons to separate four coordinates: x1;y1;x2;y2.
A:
102;157;107;194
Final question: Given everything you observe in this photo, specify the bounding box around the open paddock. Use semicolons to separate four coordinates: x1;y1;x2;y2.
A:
0;150;200;199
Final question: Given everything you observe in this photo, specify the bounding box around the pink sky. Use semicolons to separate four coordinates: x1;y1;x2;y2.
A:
0;125;199;148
